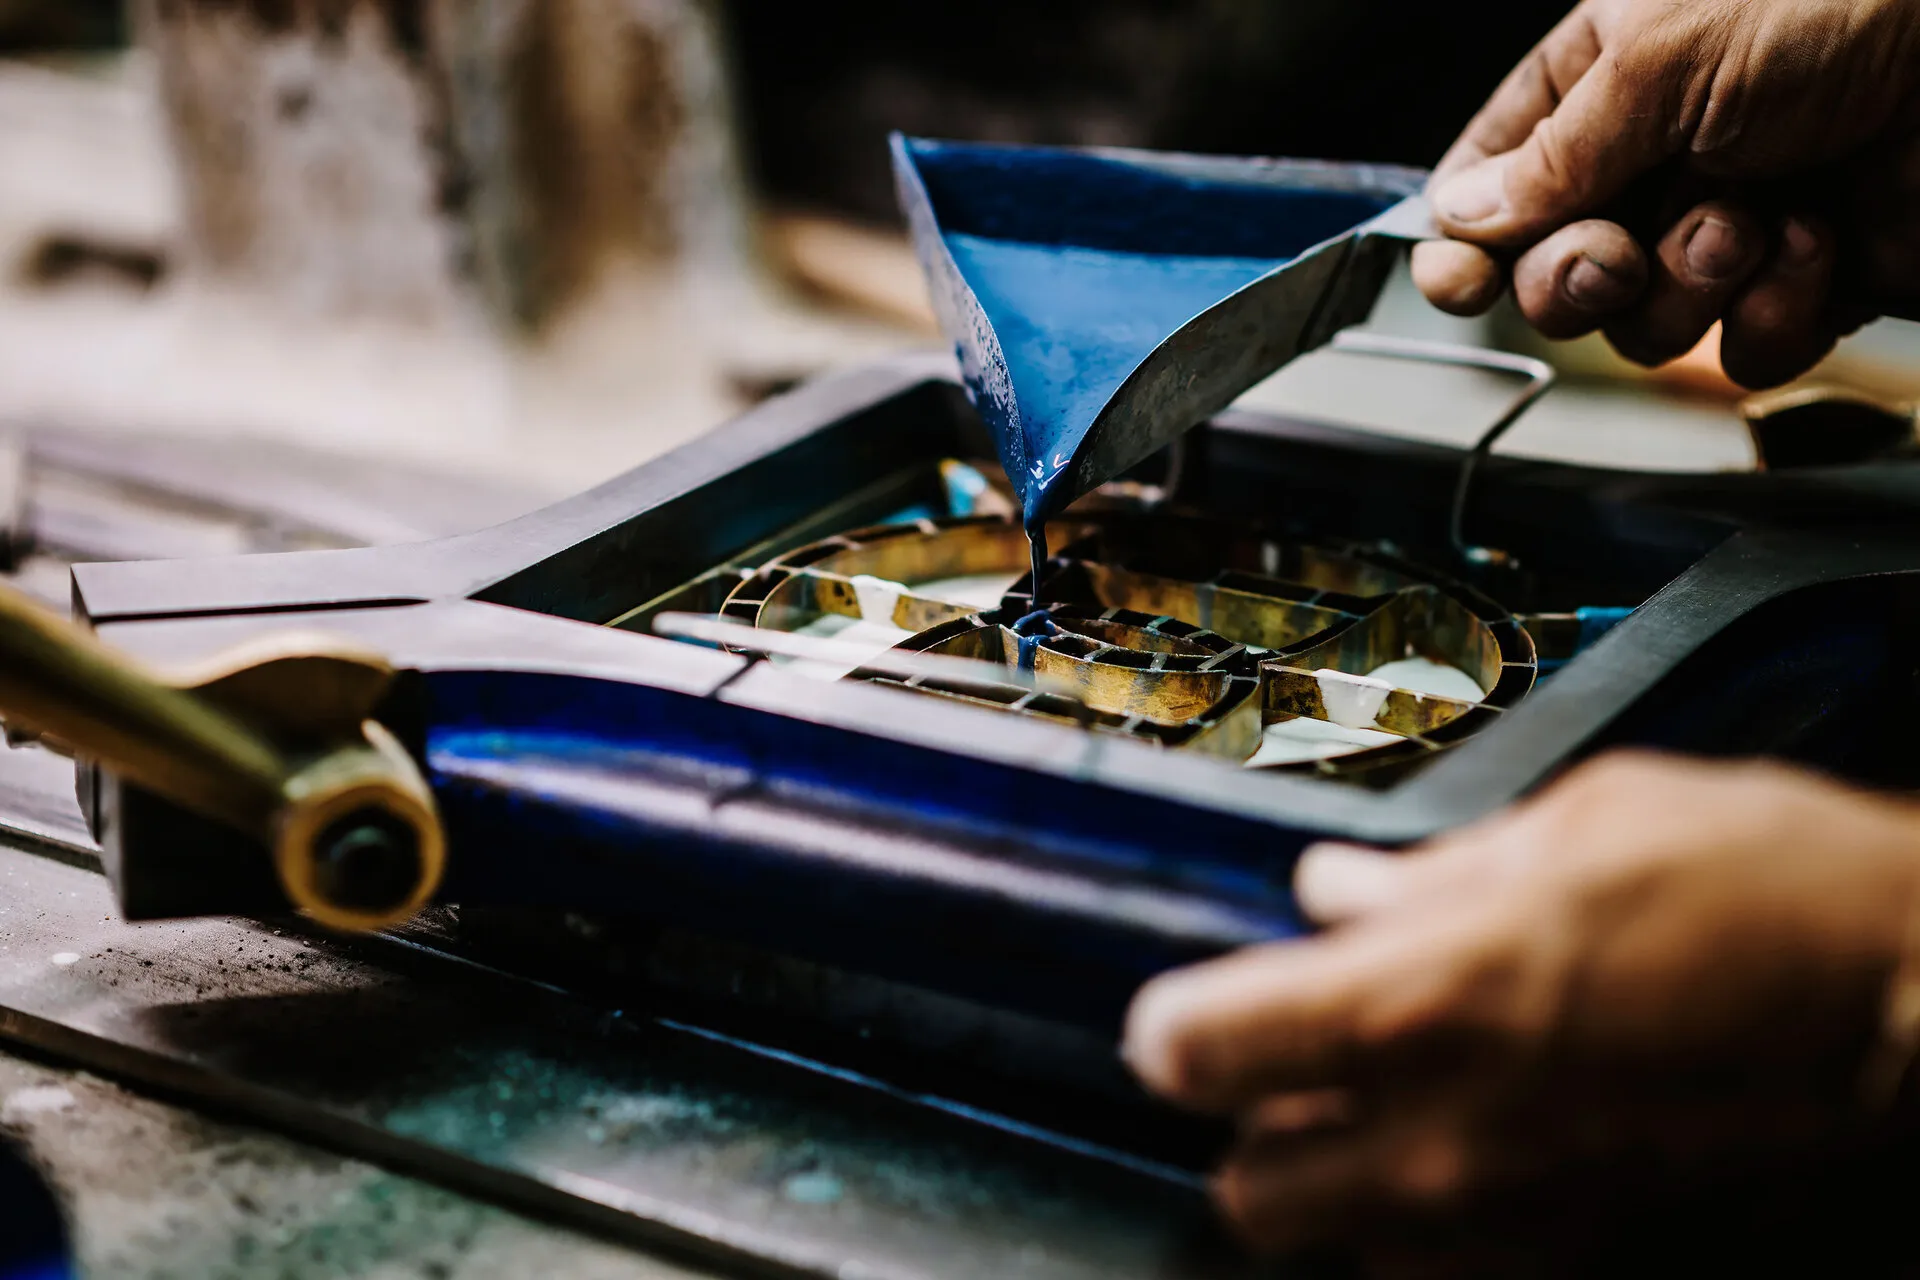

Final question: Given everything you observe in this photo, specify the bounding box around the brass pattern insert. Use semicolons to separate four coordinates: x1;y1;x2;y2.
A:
722;513;1537;779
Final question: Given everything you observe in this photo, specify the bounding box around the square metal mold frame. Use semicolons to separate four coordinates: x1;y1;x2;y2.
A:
68;351;1920;1032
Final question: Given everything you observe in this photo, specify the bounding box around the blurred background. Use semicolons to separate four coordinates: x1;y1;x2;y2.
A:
0;0;1918;500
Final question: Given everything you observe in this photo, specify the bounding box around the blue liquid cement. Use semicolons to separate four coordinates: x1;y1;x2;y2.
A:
1013;609;1062;673
943;233;1288;630
943;233;1286;529
1027;525;1049;612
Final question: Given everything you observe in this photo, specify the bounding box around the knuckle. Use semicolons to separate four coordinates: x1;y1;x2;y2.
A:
1383;1134;1478;1212
1521;48;1563;110
1544;751;1662;813
1567;749;1734;837
1352;946;1517;1060
1605;9;1725;152
1518;115;1579;206
1354;985;1451;1056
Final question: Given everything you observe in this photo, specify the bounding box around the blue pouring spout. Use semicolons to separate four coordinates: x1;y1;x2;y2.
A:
891;135;1435;540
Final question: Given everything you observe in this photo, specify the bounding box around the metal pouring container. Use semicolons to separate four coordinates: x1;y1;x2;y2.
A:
892;134;1436;528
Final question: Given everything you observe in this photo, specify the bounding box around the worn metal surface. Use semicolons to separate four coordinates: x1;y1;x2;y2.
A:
0;1051;706;1280
22;425;544;564
0;844;1246;1280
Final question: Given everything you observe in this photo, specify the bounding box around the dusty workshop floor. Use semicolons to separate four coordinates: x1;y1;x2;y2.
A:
1;1055;694;1280
9;47;1920;1280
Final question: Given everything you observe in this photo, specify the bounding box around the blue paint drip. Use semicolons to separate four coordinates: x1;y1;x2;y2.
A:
1013;608;1061;673
1027;523;1049;610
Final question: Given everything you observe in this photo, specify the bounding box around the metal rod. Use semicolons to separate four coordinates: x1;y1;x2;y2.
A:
0;578;444;932
1330;331;1557;562
652;611;1094;712
0;578;289;832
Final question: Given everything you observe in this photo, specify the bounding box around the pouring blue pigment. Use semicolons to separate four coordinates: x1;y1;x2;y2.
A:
1012;608;1061;672
891;135;1436;633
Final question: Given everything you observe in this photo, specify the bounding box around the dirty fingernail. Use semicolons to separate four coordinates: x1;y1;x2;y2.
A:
1685;214;1749;280
1564;254;1638;311
1435;164;1507;227
1780;217;1823;269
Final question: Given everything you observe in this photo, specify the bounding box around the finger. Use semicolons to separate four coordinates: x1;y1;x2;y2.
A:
1214;1128;1383;1255
1291;818;1564;950
1509;219;1647;340
1719;217;1839;390
1295;842;1496;925
1430;8;1607;186
1122;908;1500;1111
1294;844;1406;924
1215;1119;1473;1256
1603;201;1767;369
1432;45;1684;249
1410;239;1506;316
1296;792;1566;926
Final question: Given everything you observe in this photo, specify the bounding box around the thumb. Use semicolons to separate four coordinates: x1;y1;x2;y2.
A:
1432;47;1680;249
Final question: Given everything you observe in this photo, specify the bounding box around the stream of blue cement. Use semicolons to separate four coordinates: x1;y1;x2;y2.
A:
1012;608;1062;672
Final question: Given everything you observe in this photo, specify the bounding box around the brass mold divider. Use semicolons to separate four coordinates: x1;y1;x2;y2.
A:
716;514;1536;777
722;516;1100;634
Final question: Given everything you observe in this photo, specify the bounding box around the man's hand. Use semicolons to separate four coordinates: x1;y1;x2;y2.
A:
1123;752;1920;1261
1412;0;1920;389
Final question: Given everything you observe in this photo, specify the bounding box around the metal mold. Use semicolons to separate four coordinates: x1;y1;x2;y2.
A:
35;353;1920;1033
716;510;1529;775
